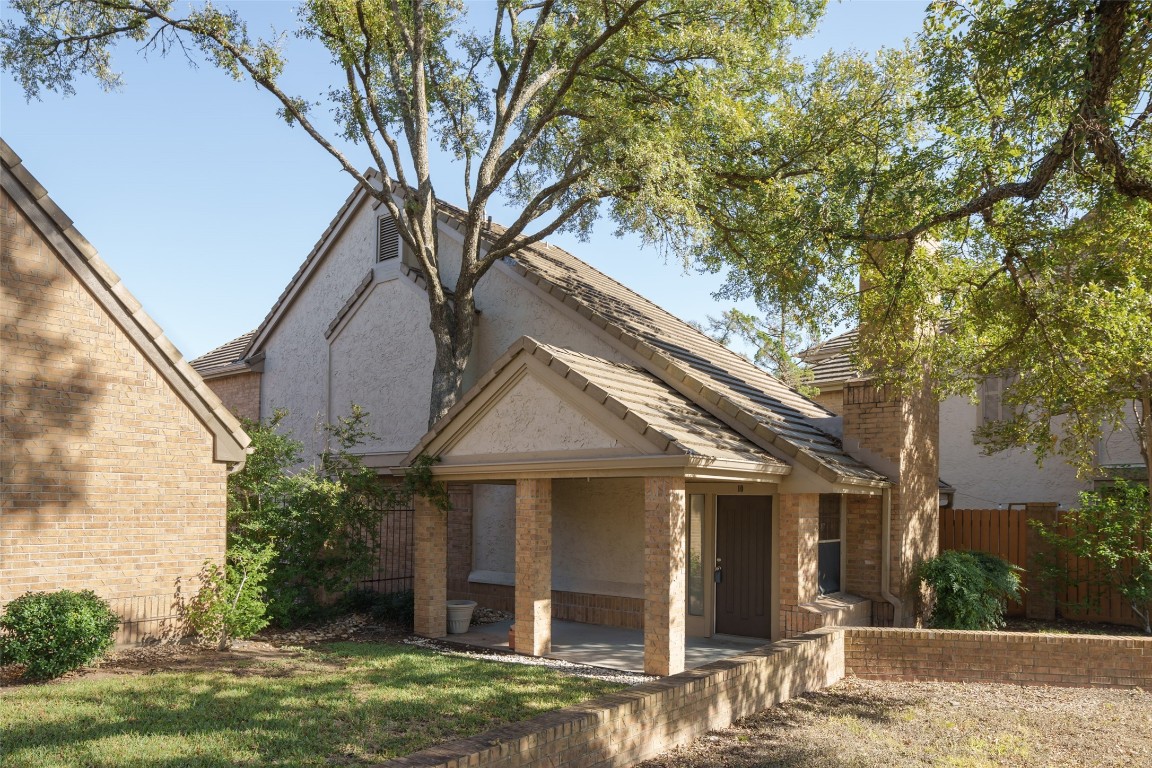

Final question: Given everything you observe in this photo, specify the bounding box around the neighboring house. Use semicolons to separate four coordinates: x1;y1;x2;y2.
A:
0;139;250;643
193;174;941;675
800;328;1147;509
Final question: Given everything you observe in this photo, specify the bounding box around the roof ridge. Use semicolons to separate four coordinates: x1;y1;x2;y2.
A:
1;137;249;462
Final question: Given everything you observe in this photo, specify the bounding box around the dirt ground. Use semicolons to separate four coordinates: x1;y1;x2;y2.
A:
637;678;1152;768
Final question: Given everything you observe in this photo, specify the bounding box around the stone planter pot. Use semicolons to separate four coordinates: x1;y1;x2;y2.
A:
446;600;477;634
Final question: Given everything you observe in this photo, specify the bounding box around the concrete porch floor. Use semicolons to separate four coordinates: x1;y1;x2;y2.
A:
447;618;766;673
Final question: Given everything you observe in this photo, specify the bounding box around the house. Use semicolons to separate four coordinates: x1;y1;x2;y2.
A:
193;174;941;675
0;139;250;643
800;328;1148;510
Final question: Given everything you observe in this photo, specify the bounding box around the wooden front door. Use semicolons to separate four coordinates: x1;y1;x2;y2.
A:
715;495;772;638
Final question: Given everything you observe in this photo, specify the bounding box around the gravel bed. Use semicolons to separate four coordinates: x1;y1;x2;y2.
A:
401;635;656;686
637;677;1152;768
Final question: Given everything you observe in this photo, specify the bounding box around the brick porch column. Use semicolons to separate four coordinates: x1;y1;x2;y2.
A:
413;494;447;638
515;478;552;656
644;476;686;676
777;493;820;637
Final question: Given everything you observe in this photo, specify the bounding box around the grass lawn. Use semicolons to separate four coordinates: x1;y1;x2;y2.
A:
0;641;625;768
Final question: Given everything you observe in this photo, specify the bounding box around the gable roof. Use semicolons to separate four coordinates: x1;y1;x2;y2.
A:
224;174;887;486
797;328;860;391
0;138;250;464
190;329;258;378
406;337;790;479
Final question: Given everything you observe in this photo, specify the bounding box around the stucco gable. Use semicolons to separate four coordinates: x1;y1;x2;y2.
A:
0;138;249;463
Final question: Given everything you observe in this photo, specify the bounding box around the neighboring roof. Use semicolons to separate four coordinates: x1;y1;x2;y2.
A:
406;337;790;475
798;328;858;365
190;330;258;378
231;174;887;486
0;138;250;464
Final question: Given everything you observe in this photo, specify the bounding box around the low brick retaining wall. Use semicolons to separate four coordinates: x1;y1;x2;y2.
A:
382;628;844;768
844;627;1152;689
383;627;1151;768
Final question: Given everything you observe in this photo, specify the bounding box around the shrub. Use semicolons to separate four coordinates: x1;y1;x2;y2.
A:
1034;480;1152;634
0;590;120;680
370;590;415;626
228;407;405;626
917;550;1022;630
183;545;274;650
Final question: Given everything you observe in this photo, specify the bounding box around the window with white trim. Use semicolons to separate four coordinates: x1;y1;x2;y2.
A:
979;374;1018;426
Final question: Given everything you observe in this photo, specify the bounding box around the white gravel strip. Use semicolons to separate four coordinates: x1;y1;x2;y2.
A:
401;635;657;686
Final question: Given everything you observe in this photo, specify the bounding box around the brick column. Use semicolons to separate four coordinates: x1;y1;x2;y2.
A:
777;493;820;636
515;478;552;656
644;476;686;676
413;494;447;638
1024;502;1059;621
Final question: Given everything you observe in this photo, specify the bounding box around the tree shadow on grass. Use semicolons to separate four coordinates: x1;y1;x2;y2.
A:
0;642;620;768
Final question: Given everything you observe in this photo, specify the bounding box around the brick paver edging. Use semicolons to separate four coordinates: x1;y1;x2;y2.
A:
844;627;1152;688
379;628;844;768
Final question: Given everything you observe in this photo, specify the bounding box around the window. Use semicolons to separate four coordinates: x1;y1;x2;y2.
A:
687;494;705;616
979;374;1018;426
817;493;842;595
377;215;400;262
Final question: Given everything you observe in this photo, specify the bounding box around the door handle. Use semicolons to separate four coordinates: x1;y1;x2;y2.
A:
714;558;723;584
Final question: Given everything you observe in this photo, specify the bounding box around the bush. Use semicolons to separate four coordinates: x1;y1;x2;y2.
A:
0;590;120;680
183;545;274;650
337;588;414;627
917;550;1022;630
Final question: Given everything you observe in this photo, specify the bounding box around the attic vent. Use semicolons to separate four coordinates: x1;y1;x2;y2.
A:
377;215;400;262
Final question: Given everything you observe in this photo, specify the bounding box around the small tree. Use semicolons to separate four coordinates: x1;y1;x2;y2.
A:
183;545;275;650
229;406;403;626
1035;481;1152;635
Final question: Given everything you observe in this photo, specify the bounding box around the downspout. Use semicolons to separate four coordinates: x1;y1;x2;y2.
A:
881;486;903;626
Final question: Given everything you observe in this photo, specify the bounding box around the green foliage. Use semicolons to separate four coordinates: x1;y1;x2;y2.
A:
0;590;120;680
704;308;818;396
917;550;1022;630
404;453;452;512
341;588;416;627
1034;481;1152;634
229;406;404;626
182;546;275;650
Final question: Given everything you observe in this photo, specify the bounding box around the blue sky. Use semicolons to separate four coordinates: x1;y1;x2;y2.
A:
1;0;927;360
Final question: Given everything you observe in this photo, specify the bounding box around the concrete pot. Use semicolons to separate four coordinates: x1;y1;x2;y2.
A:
446;600;477;634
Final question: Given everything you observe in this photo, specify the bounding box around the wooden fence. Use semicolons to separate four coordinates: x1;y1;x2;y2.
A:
939;507;1142;628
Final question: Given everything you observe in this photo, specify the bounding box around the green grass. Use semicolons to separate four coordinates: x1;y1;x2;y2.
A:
0;642;625;767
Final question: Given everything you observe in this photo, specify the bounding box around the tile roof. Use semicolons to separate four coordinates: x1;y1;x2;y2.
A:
405;337;789;470
221;176;887;485
190;330;257;377
506;246;886;484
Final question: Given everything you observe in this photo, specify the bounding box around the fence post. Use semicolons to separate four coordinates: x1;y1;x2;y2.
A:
1024;502;1059;621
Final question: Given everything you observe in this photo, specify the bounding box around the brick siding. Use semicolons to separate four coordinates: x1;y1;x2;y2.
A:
203;371;261;422
1;188;227;643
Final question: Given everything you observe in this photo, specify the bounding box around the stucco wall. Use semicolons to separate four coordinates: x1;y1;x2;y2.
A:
329;275;435;455
940;395;1086;508
470;478;644;598
1;187;226;642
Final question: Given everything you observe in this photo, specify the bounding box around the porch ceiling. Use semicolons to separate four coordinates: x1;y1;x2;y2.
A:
402;338;791;482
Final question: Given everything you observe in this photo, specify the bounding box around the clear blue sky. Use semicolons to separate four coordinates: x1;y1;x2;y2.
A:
0;0;927;360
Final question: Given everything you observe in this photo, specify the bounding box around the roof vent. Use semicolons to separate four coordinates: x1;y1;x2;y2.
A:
378;215;400;262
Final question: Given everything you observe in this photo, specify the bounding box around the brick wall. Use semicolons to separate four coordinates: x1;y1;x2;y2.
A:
382;628;845;768
1;188;227;643
841;380;940;618
204;371;261;422
844;628;1152;689
382;626;1149;768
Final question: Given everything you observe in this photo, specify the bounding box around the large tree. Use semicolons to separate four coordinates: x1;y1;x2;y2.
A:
1;0;822;426
688;0;1152;490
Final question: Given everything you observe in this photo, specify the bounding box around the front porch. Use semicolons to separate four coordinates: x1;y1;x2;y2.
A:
450;617;767;674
